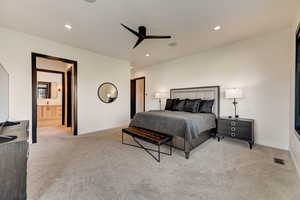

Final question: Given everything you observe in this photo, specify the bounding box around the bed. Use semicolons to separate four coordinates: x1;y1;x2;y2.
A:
129;86;220;159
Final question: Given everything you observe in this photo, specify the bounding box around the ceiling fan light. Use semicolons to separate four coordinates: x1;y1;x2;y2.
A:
64;24;72;30
214;26;221;31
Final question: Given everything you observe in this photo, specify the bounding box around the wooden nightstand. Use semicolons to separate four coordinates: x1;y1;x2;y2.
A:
217;117;254;149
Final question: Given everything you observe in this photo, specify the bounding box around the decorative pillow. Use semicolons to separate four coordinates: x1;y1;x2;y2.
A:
171;99;179;110
165;98;178;110
199;100;214;113
183;99;202;113
172;99;186;111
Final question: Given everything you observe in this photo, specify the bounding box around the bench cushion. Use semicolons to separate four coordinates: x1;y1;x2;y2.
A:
122;127;172;145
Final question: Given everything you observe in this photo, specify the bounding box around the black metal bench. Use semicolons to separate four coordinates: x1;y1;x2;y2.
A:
122;127;173;162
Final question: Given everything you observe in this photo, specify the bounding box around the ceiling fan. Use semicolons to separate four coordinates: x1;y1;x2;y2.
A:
121;23;171;49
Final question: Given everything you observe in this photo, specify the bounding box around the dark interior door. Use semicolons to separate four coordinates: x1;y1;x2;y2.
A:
130;79;136;119
67;70;72;127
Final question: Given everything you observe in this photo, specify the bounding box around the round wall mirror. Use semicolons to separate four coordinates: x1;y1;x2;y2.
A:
97;82;118;103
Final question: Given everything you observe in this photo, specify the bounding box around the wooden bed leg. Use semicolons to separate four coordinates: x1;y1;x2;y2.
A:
185;152;190;159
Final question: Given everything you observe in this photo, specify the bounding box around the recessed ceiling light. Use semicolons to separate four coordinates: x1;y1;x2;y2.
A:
214;26;221;31
64;24;72;30
146;53;150;57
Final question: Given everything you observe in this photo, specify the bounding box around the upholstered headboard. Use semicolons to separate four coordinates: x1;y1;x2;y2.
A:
170;86;220;117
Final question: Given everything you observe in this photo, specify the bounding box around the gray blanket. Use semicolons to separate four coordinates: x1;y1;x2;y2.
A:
129;110;216;143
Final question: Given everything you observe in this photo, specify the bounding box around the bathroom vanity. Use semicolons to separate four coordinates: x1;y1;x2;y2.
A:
0;120;29;200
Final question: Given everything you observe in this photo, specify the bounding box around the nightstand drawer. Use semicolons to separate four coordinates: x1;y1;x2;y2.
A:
217;119;229;134
217;117;254;149
229;123;252;139
229;128;251;140
229;120;238;126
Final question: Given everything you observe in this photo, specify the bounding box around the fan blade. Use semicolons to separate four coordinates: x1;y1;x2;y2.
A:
146;35;171;39
121;23;141;37
133;37;144;48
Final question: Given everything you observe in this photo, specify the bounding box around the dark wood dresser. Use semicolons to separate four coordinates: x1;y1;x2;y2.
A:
0;121;29;200
217;117;254;149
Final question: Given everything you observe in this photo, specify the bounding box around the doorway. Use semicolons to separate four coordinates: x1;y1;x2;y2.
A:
36;69;65;128
31;53;78;143
131;77;145;118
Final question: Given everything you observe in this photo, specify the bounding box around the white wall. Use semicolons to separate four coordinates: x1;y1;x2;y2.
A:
37;71;63;105
0;27;130;140
0;63;9;123
134;28;291;150
290;7;300;176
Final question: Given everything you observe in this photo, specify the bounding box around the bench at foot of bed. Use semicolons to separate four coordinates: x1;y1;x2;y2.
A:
122;127;214;160
122;127;173;162
185;152;190;159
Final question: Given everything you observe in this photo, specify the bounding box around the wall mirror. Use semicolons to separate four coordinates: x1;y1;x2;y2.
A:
37;81;58;99
98;82;118;103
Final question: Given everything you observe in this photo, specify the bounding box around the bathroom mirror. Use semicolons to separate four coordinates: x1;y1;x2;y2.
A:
37;81;58;99
98;82;118;103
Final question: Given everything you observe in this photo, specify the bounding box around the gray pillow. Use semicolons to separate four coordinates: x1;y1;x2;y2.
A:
165;98;179;110
172;99;186;111
183;99;202;113
199;100;214;113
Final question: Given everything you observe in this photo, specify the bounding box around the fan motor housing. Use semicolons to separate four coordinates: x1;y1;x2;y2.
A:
138;26;147;36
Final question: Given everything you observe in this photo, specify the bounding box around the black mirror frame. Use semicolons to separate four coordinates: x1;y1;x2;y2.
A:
97;82;118;103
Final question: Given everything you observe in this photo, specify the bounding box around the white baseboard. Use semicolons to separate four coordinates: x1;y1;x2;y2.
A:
290;149;300;178
80;126;126;135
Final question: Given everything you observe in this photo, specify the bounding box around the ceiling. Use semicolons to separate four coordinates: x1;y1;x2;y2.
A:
0;0;298;68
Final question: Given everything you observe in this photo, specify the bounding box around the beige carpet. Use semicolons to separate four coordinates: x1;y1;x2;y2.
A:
28;127;300;200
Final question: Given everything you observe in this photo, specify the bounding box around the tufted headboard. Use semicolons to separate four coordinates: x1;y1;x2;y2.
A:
170;86;220;117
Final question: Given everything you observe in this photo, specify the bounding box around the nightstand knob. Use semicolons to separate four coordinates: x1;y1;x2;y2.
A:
231;127;236;132
231;133;236;137
231;121;236;126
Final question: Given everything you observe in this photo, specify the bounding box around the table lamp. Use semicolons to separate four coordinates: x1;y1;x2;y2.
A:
225;88;243;118
154;92;162;110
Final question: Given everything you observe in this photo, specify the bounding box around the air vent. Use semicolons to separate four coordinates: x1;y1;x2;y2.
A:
85;0;96;3
273;158;285;165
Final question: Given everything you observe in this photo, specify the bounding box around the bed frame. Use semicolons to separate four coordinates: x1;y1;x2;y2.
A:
170;86;220;159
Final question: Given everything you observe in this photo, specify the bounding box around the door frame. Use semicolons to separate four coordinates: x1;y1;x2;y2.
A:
66;70;72;127
130;77;145;118
31;52;78;143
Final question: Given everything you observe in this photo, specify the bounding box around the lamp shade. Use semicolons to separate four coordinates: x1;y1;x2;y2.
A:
154;92;161;99
154;92;169;99
225;88;243;99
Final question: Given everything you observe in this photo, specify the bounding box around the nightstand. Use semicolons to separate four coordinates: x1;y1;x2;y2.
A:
217;117;254;149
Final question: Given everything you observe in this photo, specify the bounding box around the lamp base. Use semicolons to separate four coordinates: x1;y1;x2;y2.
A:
159;99;162;110
233;99;239;119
